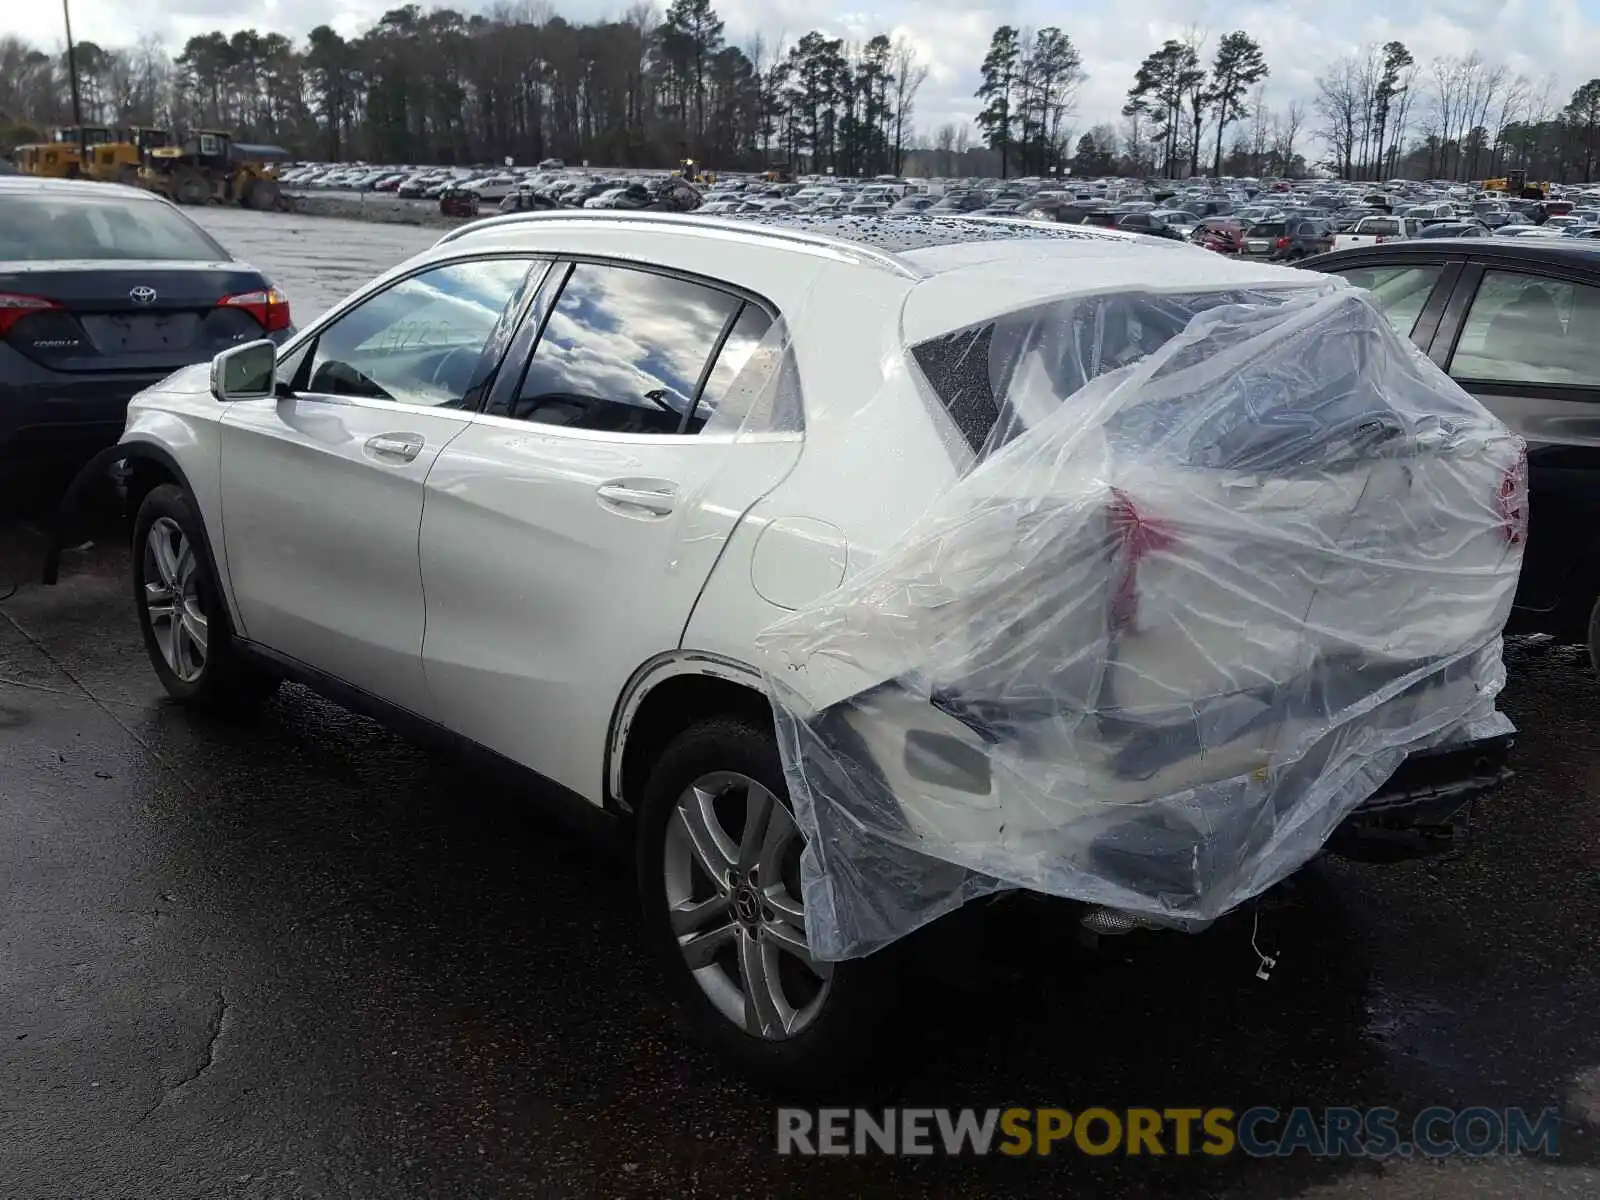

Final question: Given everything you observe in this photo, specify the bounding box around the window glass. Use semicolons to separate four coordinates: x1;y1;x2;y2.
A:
510;263;741;434
1450;270;1600;386
0;195;226;262
301;258;533;407
695;304;775;428
1328;263;1441;337
912;287;1323;456
1359;218;1400;236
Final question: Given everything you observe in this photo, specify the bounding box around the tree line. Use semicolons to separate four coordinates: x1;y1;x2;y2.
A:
1313;45;1600;184
5;6;1600;184
0;0;928;177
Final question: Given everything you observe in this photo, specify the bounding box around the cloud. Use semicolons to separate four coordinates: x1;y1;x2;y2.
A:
14;0;1600;149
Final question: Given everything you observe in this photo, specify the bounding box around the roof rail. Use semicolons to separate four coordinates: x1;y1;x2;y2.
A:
432;209;922;279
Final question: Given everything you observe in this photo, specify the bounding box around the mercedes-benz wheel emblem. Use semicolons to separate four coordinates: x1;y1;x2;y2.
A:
129;286;158;305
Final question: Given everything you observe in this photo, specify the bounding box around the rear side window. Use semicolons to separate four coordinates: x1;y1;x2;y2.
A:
510;262;745;434
0;195;225;262
697;303;776;425
1327;263;1441;337
1450;270;1600;387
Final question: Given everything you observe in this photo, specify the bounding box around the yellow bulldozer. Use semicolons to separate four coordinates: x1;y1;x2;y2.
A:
140;129;286;209
13;125;115;177
83;126;173;186
1484;170;1550;200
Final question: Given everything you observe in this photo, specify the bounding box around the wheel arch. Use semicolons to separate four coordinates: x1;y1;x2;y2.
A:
44;438;243;635
607;651;776;816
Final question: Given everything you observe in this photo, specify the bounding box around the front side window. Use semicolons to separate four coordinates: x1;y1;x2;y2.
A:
1327;263;1442;337
296;258;535;407
509;263;744;434
1450;270;1600;387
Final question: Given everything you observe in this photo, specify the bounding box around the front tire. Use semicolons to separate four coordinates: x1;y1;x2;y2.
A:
133;484;277;712
244;177;280;211
636;715;896;1086
172;169;210;206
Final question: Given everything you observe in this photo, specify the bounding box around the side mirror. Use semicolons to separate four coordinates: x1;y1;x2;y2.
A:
211;339;277;402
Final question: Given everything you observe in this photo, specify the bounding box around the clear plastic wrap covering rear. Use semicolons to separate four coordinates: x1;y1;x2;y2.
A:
756;284;1525;961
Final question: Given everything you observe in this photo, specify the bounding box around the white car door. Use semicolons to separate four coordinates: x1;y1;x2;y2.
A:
419;260;802;799
220;256;543;716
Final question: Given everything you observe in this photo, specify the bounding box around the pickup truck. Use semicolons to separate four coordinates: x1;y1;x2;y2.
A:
1333;215;1423;251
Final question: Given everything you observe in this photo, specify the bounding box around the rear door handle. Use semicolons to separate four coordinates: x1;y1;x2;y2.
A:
597;480;678;517
365;433;424;463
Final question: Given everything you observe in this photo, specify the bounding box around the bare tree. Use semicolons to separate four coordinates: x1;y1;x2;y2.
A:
1247;82;1271;174
1489;75;1529;175
1119;102;1150;177
1386;57;1419;178
1355;45;1381;176
1315;55;1361;177
890;36;928;175
1276;99;1305;175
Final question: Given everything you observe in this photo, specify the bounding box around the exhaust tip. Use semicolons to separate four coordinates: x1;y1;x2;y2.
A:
1081;907;1151;936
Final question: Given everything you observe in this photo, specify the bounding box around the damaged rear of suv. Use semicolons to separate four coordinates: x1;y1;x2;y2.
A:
755;275;1522;964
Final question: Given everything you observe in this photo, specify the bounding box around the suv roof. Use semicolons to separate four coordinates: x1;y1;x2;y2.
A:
439;209;1210;281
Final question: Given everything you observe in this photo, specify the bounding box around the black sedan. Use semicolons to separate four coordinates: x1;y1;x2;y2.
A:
1303;238;1600;667
1;176;293;469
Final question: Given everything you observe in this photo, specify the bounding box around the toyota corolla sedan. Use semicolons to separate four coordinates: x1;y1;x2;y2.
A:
1;176;293;472
70;212;1522;1083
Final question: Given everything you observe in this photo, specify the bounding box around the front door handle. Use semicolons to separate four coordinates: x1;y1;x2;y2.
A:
597;480;678;517
364;433;424;463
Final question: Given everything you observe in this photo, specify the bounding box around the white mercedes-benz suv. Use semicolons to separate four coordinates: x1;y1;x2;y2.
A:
79;212;1521;1082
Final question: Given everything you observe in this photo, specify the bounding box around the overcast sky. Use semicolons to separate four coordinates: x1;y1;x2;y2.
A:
10;0;1600;143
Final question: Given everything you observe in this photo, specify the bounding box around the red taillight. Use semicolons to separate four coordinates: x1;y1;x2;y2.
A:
1497;448;1529;546
1107;488;1179;632
1275;236;1290;249
219;286;291;333
0;291;64;337
1374;235;1387;244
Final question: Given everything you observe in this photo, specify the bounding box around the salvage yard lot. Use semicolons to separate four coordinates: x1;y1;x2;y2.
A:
1;207;1598;1197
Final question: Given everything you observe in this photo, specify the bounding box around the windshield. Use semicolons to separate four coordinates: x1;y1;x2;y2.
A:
0;194;227;262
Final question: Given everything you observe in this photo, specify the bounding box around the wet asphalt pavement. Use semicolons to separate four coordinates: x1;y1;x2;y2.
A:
2;208;1600;1198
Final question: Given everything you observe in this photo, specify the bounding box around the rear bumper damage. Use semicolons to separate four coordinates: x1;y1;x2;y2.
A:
1331;731;1513;862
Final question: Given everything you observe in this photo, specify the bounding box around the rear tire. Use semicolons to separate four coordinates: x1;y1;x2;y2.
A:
636;714;896;1087
132;484;278;713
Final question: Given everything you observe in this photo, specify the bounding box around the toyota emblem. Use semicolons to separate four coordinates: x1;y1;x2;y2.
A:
129;286;158;305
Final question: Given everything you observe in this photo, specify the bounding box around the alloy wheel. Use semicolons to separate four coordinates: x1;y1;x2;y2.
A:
662;770;831;1039
143;517;208;683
